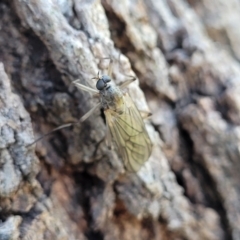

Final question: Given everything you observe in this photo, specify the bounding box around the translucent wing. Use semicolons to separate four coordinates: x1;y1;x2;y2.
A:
105;93;152;172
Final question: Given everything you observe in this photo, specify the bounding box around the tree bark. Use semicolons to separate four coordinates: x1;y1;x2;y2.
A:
0;0;239;239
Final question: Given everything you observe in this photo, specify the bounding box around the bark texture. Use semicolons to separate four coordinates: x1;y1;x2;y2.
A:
0;0;239;239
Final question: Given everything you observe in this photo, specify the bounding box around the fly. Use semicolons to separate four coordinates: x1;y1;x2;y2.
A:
29;58;152;172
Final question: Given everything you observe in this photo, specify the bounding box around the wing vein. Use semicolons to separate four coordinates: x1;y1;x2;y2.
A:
104;93;152;172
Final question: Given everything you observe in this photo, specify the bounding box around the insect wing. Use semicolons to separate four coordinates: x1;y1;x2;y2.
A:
105;93;152;172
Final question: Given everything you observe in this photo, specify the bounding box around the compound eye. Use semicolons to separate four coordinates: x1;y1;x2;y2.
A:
102;75;111;83
96;79;105;90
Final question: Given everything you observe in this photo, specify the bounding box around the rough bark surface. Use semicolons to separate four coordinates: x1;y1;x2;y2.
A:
0;0;239;239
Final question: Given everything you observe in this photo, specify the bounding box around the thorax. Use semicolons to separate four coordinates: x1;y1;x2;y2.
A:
99;83;124;112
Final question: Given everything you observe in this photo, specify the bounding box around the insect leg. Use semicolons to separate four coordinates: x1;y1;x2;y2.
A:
27;102;101;147
107;57;113;79
117;53;138;89
139;111;152;119
95;57;113;78
27;122;75;147
105;121;114;150
73;79;98;94
80;102;101;122
119;76;137;90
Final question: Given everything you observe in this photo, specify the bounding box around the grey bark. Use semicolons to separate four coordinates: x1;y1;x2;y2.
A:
0;0;239;239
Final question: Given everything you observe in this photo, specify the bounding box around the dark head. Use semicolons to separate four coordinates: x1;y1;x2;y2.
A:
96;75;111;91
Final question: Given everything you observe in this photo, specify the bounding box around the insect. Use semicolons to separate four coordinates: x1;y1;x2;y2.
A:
30;58;152;172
